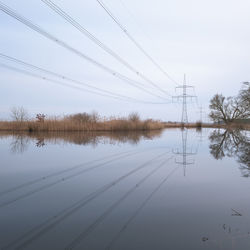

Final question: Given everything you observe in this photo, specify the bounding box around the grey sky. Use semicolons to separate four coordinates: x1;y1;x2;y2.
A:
0;0;249;121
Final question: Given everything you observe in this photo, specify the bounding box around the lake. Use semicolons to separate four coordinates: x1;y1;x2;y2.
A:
0;128;249;250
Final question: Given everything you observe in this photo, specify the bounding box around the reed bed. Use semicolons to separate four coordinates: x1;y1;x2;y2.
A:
1;110;248;132
0;115;165;132
1;120;249;132
0;130;163;149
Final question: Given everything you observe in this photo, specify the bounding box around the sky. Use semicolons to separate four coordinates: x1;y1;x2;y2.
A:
0;0;249;122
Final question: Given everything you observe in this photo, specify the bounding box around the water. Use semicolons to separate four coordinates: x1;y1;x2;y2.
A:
0;128;249;250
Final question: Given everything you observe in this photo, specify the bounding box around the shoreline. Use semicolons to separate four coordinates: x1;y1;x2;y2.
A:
164;123;250;130
0;121;249;132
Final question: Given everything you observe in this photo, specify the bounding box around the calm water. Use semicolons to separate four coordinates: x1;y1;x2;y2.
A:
0;128;249;250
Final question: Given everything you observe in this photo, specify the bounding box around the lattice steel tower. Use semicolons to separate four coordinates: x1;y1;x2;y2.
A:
173;129;197;176
173;74;196;124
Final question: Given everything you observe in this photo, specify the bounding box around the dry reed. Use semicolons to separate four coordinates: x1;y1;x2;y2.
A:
0;115;165;132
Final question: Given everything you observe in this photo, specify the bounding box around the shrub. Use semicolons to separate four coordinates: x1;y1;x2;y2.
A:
68;111;100;124
128;112;140;122
36;113;46;123
68;113;92;123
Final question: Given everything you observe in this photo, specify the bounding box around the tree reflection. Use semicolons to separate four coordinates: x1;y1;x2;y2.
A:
2;130;163;154
35;138;45;147
209;129;250;176
10;135;30;154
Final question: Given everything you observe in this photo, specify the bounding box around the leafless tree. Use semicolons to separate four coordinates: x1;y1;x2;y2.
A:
36;113;46;123
90;111;100;123
239;82;250;113
128;112;140;122
10;106;29;122
10;135;29;154
209;83;250;123
209;129;250;176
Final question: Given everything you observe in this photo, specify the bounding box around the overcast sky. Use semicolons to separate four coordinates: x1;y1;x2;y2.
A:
0;0;249;121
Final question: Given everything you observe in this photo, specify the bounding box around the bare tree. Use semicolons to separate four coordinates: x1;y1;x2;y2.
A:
209;94;228;123
10;106;29;122
239;82;250;113
10;135;29;154
36;113;46;123
209;83;250;123
128;112;140;122
90;111;100;123
209;129;250;176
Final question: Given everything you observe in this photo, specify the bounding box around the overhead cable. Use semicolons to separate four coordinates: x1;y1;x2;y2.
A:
96;0;180;86
0;61;171;104
0;2;170;101
41;0;172;97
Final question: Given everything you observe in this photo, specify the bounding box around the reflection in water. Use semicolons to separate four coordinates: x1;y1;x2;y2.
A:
205;222;250;249
10;135;30;154
66;156;176;250
35;138;45;148
0;130;163;154
173;129;197;176
0;148;169;209
209;129;250;177
104;165;178;250
1;149;174;250
2;129;250;250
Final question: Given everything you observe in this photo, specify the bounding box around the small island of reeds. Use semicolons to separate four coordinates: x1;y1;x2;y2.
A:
0;110;165;132
1;107;249;132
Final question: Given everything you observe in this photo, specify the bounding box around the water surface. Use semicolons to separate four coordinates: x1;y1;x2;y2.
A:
0;128;249;250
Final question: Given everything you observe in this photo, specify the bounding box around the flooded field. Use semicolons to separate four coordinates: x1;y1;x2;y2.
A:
0;128;249;250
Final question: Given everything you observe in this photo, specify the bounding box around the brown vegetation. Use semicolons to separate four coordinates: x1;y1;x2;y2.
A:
2;108;249;132
0;112;165;132
0;130;163;151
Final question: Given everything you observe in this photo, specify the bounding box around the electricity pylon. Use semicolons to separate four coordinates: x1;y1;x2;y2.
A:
172;74;197;124
197;105;206;123
173;129;197;176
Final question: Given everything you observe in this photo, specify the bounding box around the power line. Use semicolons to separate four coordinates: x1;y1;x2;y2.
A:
0;62;171;105
0;149;152;209
0;63;129;102
66;155;173;250
3;150;168;250
0;149;137;198
0;2;170;101
172;74;197;123
105;165;178;250
96;0;179;86
0;53;171;104
0;146;167;198
41;0;172;97
0;53;134;102
197;105;206;122
118;0;152;41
